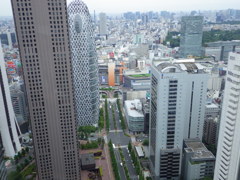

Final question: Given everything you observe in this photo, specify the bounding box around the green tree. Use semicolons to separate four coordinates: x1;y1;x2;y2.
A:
128;141;132;152
14;155;19;163
28;156;33;161
25;147;29;153
7;171;24;180
105;99;110;131
24;159;29;166
143;139;149;146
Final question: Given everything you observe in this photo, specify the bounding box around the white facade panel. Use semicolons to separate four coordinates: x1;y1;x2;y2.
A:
0;43;21;157
149;61;208;179
214;52;240;180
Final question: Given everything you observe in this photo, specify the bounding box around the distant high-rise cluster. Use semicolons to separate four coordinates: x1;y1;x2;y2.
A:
68;0;99;126
11;0;81;179
179;16;203;58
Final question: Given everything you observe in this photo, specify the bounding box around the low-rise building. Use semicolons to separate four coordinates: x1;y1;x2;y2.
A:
123;73;151;91
124;99;144;133
81;153;96;170
182;139;215;180
98;62;126;86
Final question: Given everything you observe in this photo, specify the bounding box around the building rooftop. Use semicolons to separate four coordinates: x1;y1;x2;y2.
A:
155;60;205;74
205;103;219;109
125;99;144;118
81;153;95;166
123;68;149;76
206;40;240;45
135;146;144;157
184;139;215;160
128;74;150;78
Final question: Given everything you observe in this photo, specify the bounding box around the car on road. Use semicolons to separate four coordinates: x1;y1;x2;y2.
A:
120;162;123;166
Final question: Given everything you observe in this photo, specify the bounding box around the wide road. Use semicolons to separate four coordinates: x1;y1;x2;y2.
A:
107;102;115;131
114;149;127;180
122;147;138;180
107;99;138;180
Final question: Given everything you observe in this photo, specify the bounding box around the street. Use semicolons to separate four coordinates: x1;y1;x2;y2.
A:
114;149;127;180
106;99;138;180
122;147;138;180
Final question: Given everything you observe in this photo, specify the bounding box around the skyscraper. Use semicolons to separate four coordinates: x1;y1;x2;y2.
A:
149;61;208;179
214;52;240;180
0;42;21;158
10;83;28;125
179;16;203;58
99;12;107;35
11;0;81;179
68;0;99;126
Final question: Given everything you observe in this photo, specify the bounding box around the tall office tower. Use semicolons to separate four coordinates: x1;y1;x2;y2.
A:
214;52;240;180
99;12;107;35
68;0;99;126
0;32;16;48
0;42;21;158
149;61;208;179
11;0;81;179
179;16;203;58
10;83;28;124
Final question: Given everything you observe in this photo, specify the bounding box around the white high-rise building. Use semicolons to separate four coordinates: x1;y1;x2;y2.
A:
0;43;21;157
149;61;208;179
214;52;240;180
68;0;99;126
99;12;107;35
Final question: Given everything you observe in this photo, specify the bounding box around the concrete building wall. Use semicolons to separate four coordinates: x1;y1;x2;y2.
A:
124;100;144;132
149;62;208;179
206;41;240;61
207;73;223;91
214;52;240;180
11;0;81;179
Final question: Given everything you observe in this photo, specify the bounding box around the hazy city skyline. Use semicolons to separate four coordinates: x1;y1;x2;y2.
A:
2;0;240;178
1;0;240;16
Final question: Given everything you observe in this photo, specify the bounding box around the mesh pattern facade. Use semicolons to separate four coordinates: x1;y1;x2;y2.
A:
68;0;99;126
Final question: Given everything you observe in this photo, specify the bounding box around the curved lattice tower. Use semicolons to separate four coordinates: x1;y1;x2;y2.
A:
68;0;99;126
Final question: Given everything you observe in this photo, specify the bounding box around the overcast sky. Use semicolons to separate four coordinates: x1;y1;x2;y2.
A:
1;0;240;16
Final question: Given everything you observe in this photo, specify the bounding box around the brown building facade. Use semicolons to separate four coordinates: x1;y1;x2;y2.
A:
11;0;80;179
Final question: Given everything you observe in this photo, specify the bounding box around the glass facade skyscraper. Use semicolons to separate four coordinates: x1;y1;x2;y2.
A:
68;0;99;126
179;16;203;58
